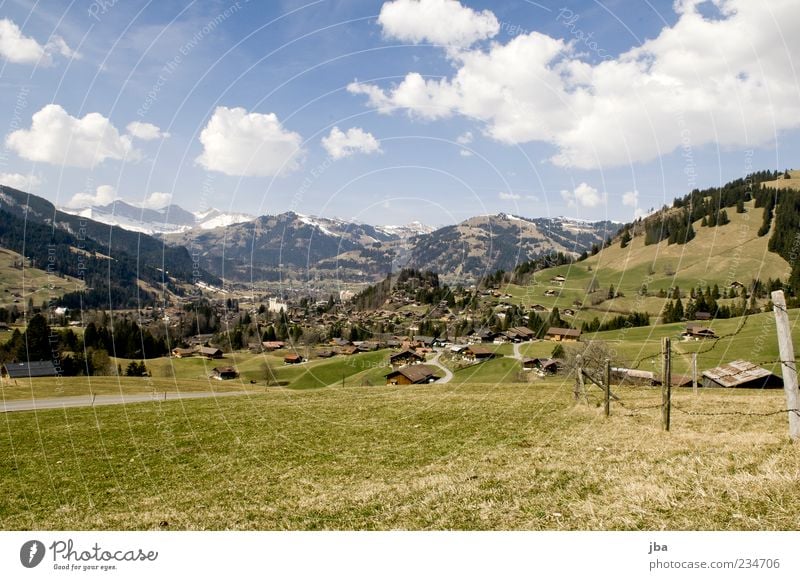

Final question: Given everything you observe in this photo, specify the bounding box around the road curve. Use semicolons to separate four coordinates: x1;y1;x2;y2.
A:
0;390;256;414
429;351;454;384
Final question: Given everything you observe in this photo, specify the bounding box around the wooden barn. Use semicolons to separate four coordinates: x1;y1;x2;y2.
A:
545;327;581;342
701;360;783;389
211;366;238;380
389;350;425;369
2;360;58;379
463;345;500;362
385;364;441;386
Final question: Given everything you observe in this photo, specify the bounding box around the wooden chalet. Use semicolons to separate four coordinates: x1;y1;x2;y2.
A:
522;358;559;374
171;347;195;358
211;366;238;380
545;327;581;342
683;325;717;339
389;350;425;369
284;354;304;365
463;345;500;362
385;364;441;386
197;346;224;359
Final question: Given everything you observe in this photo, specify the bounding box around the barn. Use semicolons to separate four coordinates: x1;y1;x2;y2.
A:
2;360;59;379
389;350;425;369
385;364;441;386
545;327;581;342
702;360;784;389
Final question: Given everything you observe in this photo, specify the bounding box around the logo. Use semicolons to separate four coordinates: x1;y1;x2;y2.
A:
20;540;46;568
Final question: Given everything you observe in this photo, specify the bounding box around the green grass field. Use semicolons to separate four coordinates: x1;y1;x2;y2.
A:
1;381;798;530
0;247;84;309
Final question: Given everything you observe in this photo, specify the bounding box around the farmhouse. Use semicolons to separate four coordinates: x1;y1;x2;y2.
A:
522;358;559;374
316;350;336;359
463;345;500;362
531;304;549;313
683;325;717;339
284;354;304;365
2;360;59;379
389;350;425;369
171;347;195;358
197;346;223;359
211;366;238;380
508;326;536;341
694;312;713;321
611;367;657;386
385;364;441;386
261;341;286;351
701;360;784;389
545;327;581;342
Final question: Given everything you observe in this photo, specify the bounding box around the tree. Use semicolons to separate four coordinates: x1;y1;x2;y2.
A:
23;313;51;361
607;284;615;300
620;230;631;248
562;340;614;379
551;343;565;359
736;199;745;213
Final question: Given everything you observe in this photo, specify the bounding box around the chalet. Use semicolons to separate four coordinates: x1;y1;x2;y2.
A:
545;327;581;342
550;275;566;284
171;347;195;358
531;304;549;313
729;281;744;289
562;309;576;317
522;358;559;374
0;322;10;331
316;350;336;359
463;345;500;362
683;325;717;340
389;350;425;369
261;341;286;351
544;289;557;297
509;326;536;341
331;337;352;347
474;329;497;343
413;335;436;348
211;366;238;380
385;364;441;386
449;344;468;354
338;346;359;356
702;360;783;389
197;346;224;359
694;311;713;321
611;367;657;386
2;360;59;379
188;333;214;346
284;354;304;365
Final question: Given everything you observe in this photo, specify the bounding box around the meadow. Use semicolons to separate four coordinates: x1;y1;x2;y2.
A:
1;380;798;530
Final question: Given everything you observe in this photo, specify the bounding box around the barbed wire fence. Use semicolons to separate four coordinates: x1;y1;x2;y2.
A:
574;292;800;440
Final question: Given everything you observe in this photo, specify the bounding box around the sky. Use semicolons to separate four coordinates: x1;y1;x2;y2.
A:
0;0;799;227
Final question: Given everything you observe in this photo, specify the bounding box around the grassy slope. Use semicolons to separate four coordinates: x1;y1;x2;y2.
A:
1;382;798;530
499;200;788;326
0;247;84;308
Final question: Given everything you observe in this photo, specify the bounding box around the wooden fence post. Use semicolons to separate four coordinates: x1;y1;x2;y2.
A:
604;358;611;418
662;337;671;431
772;290;800;441
692;352;698;396
574;355;583;403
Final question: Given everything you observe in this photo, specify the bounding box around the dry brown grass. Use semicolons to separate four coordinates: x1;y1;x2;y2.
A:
1;381;798;530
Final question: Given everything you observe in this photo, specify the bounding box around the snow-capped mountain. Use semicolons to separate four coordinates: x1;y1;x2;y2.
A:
374;221;437;239
60;200;254;235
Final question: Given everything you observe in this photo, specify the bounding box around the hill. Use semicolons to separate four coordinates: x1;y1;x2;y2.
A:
0;184;218;308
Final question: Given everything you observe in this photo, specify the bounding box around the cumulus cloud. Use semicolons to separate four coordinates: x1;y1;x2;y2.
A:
353;0;800;169
560;183;605;208
0;18;79;65
0;172;41;191
196;106;304;177
66;185;117;208
6;104;138;168
378;0;498;49
498;191;521;201
459;149;473;157
139;191;172;209
321;126;382;160
622;191;639;207
456;131;473;145
126;121;170;141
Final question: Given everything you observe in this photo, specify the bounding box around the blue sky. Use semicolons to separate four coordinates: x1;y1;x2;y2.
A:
1;0;798;226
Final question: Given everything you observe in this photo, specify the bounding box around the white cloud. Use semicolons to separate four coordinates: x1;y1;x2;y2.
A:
459;149;473;157
0;18;79;65
66;185;117;208
0;172;41;191
6;104;138;168
139;191;172;209
352;0;800;169
378;0;499;49
498;191;521;201
321;126;382;160
196;106;304;177
126;121;170;141
456;131;473;145
560;183;605;208
622;191;639;207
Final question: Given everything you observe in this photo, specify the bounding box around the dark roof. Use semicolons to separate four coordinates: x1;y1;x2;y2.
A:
414;335;435;345
390;349;424;362
385;364;441;384
212;366;237;374
3;360;58;378
546;327;581;337
465;345;498;356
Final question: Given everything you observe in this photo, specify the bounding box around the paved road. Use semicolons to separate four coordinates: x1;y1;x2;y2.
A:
512;342;524;361
0;390;255;413
429;350;454;384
